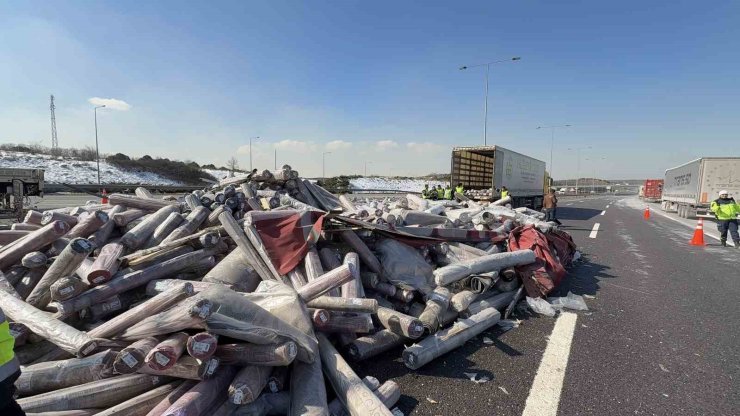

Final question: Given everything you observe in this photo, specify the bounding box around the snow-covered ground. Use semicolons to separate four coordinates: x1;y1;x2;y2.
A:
203;168;235;182
350;177;448;192
0;151;181;185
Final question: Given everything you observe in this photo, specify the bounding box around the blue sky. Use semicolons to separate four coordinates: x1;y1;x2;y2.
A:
1;0;738;179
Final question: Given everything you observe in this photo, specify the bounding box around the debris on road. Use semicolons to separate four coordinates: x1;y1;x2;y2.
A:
0;168;579;415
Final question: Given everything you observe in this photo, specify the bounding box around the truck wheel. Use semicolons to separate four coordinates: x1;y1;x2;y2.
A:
686;207;695;220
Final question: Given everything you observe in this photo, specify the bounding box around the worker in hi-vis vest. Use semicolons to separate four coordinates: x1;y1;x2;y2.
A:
0;307;23;415
444;185;453;200
710;190;740;248
500;186;509;199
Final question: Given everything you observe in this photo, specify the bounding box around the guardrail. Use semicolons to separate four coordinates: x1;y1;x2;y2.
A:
45;183;206;195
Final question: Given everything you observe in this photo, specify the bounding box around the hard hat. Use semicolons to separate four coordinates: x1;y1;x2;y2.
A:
719;190;729;196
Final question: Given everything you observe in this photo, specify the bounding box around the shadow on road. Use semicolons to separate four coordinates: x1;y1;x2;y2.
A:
556;207;603;221
552;255;615;298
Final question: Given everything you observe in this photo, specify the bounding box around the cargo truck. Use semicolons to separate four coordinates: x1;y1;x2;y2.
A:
1;168;44;221
661;158;740;219
451;145;546;209
640;179;663;202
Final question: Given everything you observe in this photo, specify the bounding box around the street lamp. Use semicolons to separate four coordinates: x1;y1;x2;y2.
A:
537;124;571;182
93;105;106;185
249;136;260;171
364;161;373;177
459;57;521;145
585;157;607;193
567;146;591;194
322;152;332;179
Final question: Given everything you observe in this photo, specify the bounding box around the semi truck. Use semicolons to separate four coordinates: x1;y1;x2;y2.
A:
1;168;44;222
640;179;663;202
661;158;740;219
451;145;546;209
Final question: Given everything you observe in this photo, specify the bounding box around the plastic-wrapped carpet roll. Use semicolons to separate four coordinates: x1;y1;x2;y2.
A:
14;350;116;397
17;374;169;413
216;342;297;366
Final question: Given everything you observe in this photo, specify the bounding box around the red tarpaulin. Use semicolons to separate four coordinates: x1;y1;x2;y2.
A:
250;211;326;274
508;224;575;298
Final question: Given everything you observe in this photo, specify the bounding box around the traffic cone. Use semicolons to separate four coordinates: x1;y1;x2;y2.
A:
689;218;705;246
643;206;650;219
101;188;109;204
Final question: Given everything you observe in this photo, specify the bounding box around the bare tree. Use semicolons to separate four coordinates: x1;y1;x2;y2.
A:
226;157;239;174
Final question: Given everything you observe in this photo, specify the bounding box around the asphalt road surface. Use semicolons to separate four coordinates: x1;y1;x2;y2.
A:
352;195;739;416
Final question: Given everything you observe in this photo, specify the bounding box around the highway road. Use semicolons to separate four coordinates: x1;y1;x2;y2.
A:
352;194;739;415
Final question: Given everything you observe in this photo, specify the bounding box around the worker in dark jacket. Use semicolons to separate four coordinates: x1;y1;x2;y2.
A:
0;307;23;416
710;190;740;248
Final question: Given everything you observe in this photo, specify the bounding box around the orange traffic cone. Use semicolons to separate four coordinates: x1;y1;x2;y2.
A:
101;188;109;204
643;206;650;219
689;218;705;246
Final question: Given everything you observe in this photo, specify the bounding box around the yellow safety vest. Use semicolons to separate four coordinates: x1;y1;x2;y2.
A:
501;190;509;198
444;188;453;199
0;308;19;381
455;186;464;194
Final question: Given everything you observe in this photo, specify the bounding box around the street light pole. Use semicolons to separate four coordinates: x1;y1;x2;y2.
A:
537;124;571;182
568;146;591;194
364;161;373;177
460;57;521;145
323;152;332;179
249;136;260;171
93;105;106;185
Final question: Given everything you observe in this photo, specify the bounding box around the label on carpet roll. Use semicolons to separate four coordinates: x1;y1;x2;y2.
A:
154;352;170;366
122;353;138;368
192;341;210;353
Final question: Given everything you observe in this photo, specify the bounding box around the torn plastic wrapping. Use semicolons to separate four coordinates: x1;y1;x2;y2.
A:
118;295;212;340
201;283;318;363
376;239;434;294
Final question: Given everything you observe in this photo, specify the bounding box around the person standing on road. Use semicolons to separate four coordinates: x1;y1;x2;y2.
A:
501;186;509;199
0;307;24;416
543;189;560;223
436;185;444;200
710;190;740;248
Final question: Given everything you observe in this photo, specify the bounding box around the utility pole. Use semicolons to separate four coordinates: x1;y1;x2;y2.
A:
94;105;106;185
50;95;58;151
322;152;332;179
249;136;260;171
459;57;521;145
568;146;591;194
274;148;277;170
536;124;571;181
364;161;372;177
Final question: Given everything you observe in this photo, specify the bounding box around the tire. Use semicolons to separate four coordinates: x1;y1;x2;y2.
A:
686;207;695;220
678;205;685;218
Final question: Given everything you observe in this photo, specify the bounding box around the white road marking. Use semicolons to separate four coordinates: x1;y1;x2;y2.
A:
589;223;600;238
605;205;610;208
522;312;578;416
600;210;606;216
649;209;721;241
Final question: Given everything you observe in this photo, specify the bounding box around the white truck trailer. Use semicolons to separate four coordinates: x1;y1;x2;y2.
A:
451;145;547;209
661;158;740;219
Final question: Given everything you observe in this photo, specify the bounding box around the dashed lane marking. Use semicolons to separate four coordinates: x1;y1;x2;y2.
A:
589;223;600;238
600;210;606;216
522;311;578;416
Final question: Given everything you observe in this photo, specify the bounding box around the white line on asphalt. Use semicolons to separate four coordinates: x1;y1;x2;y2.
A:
522;312;578;416
600;210;606;216
605;205;610;208
589;223;600;238
649;209;721;241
